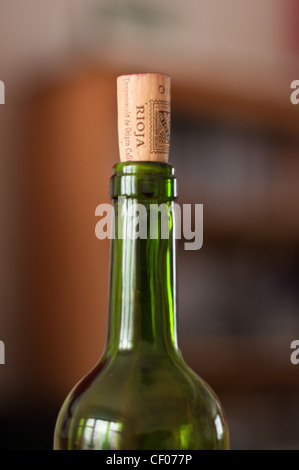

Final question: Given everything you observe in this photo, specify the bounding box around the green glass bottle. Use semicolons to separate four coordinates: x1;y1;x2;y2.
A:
53;73;229;450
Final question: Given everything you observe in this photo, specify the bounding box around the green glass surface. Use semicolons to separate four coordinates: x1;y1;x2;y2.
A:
53;162;229;450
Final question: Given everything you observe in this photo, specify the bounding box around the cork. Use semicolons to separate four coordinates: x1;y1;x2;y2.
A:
117;73;171;162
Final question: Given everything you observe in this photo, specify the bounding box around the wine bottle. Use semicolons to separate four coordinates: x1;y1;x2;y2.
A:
53;73;229;450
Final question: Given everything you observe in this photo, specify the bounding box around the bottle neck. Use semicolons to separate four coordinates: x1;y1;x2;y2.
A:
104;162;179;358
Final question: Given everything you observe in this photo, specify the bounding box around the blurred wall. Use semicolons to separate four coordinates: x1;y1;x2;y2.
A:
21;67;118;397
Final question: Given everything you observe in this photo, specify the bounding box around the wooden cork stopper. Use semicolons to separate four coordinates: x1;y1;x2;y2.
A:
117;73;171;162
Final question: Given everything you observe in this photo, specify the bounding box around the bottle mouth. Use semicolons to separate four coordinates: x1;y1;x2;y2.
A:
110;161;178;200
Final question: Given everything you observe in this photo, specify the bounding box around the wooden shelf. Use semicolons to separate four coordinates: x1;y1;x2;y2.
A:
180;335;299;389
172;80;299;137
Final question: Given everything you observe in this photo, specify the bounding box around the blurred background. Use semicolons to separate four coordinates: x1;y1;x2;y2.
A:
1;0;299;450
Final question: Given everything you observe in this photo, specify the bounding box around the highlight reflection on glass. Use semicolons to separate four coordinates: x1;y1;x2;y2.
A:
78;418;123;450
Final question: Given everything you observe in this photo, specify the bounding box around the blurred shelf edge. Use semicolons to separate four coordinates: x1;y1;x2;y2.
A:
89;60;299;137
99;64;299;136
175;184;299;245
171;79;299;137
180;334;299;389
